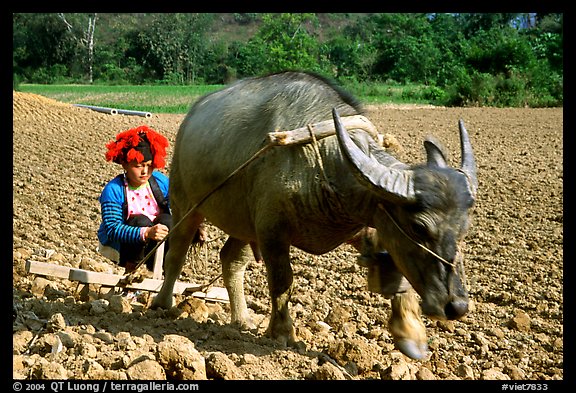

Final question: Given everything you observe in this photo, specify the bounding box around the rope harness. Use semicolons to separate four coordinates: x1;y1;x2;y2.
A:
378;204;457;270
377;202;469;290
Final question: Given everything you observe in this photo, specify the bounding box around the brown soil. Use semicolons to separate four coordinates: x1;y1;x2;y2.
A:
12;91;563;381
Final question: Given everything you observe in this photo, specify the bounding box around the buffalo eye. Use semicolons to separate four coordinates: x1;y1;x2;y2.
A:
412;214;438;239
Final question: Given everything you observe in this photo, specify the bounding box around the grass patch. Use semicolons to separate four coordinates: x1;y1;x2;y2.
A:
17;84;225;114
342;80;442;105
17;82;438;113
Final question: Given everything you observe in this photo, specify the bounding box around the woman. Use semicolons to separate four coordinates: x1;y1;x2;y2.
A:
97;125;171;273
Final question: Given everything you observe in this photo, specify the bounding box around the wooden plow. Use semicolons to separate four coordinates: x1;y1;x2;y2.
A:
24;243;229;303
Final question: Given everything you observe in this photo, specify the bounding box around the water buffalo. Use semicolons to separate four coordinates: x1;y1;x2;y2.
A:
152;71;477;360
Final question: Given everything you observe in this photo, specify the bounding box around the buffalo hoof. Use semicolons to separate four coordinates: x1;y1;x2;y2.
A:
273;334;305;352
150;293;174;310
265;326;300;349
232;316;258;332
394;338;429;360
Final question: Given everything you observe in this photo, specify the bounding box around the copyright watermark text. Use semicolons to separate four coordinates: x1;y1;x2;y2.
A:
13;382;200;393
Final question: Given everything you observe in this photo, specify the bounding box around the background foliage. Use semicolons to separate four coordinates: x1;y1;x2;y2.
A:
13;13;563;107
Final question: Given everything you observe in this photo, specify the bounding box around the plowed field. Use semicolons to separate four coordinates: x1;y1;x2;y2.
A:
13;91;563;381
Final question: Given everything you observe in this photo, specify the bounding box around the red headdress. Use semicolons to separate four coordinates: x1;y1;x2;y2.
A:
105;125;169;169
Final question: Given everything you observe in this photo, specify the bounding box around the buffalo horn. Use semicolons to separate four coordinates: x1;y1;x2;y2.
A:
458;119;478;197
333;108;416;202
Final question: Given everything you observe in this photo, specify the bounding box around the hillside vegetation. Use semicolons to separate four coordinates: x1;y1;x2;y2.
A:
13;13;563;107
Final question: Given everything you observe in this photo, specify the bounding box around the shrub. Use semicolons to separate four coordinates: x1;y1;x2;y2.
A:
27;64;70;84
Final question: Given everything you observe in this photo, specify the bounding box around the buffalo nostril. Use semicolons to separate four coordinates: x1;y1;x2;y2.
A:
445;299;469;320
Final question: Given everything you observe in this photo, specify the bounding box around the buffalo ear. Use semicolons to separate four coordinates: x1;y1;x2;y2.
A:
424;136;448;168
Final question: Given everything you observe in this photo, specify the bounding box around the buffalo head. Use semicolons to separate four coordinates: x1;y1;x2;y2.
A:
333;108;477;320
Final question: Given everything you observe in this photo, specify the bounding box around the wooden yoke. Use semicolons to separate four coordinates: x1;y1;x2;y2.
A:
268;115;383;146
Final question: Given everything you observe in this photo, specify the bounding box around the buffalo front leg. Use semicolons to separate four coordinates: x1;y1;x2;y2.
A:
389;287;429;360
260;240;296;347
359;251;427;359
152;210;204;310
221;237;254;330
151;207;204;309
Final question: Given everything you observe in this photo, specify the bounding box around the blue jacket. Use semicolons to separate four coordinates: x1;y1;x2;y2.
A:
97;171;169;253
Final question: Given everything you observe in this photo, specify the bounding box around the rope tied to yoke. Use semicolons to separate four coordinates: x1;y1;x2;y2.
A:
306;124;347;214
120;142;275;286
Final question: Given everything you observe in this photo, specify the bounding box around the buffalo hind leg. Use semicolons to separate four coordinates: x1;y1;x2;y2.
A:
221;237;254;330
389;288;429;360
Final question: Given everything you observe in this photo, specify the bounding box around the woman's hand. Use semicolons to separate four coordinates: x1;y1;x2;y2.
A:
145;224;169;241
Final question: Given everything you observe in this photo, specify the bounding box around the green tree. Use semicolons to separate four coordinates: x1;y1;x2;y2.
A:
129;13;214;84
230;37;269;77
241;13;325;75
456;13;520;38
427;13;469;87
57;13;98;83
13;13;80;82
465;26;536;75
323;35;377;81
369;14;445;84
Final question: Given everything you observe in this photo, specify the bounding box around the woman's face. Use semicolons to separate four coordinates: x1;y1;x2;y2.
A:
122;160;154;187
